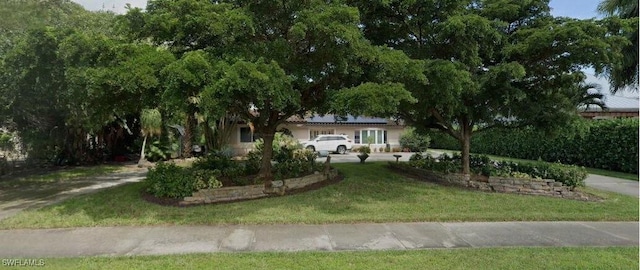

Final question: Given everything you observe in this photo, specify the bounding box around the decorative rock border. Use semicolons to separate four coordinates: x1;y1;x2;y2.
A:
180;169;339;206
388;163;600;201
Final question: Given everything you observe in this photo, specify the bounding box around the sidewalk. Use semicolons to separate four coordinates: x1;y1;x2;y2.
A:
0;221;636;258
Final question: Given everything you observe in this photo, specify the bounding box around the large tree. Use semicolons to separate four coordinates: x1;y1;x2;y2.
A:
350;0;622;174
598;0;638;92
122;0;421;189
202;1;420;190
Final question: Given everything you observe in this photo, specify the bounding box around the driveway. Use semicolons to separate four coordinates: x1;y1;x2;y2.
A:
0;169;147;221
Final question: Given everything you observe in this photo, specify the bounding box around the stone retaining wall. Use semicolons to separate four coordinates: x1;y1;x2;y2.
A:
181;169;338;206
390;163;593;201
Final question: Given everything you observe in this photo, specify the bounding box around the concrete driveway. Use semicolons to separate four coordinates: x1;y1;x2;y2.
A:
585;174;639;197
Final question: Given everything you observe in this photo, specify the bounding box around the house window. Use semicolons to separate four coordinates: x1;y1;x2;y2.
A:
310;129;334;140
240;127;259;143
356;129;386;144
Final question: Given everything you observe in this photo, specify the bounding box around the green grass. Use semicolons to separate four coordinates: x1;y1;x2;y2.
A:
0;164;126;189
23;247;640;270
0;162;637;229
430;149;639;181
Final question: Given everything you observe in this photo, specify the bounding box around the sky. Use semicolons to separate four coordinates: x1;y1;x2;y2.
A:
71;0;638;106
72;0;606;18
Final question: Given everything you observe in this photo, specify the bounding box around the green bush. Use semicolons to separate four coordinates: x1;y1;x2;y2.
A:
146;163;226;199
407;154;587;187
492;160;587;187
400;128;431;152
356;146;371;154
192;151;237;172
253;132;303;163
424;119;639;174
146;163;194;198
273;149;321;179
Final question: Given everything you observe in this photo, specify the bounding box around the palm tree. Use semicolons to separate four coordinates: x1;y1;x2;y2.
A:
598;0;639;93
138;108;162;165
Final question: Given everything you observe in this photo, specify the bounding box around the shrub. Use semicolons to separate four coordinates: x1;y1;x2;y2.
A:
192;151;236;171
400;128;431;152
356;146;371;155
407;154;587;187
253;132;302;163
192;151;247;179
192;169;223;189
244;150;262;175
427;119;639;174
146;163;195;199
273;149;322;179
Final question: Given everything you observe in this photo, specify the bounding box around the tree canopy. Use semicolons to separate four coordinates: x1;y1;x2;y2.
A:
597;0;638;92
0;0;631;180
350;0;625;173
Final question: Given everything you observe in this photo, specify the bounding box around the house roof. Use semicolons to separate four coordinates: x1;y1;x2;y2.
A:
285;114;402;126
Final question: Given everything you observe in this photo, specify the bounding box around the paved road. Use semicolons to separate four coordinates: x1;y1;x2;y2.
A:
0;221;636;258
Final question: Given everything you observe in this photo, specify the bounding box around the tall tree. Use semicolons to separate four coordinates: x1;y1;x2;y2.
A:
202;0;420;189
350;0;621;174
160;50;213;158
598;0;638;92
123;0;421;189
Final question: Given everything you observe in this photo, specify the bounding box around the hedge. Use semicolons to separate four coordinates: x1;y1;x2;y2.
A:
408;153;587;187
428;118;638;174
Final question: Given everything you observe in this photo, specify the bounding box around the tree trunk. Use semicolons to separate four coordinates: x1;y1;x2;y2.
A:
138;135;147;165
203;118;215;153
182;113;196;158
259;132;275;189
460;124;472;175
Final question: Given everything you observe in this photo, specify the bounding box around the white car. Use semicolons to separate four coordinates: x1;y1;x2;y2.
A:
302;134;353;154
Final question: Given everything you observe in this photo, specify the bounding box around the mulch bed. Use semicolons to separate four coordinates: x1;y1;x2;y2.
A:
142;172;345;207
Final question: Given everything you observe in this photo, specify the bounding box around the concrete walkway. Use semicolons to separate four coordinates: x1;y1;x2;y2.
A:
0;221;636;258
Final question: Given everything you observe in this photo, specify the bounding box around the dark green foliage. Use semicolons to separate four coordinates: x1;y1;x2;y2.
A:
492;161;587;188
429;119;639;174
428;131;461;151
145;163;196;199
146;162;225;199
252;132;304;163
356;146;371;155
244;151;262;175
192;152;237;172
399;128;430;152
407;154;587;187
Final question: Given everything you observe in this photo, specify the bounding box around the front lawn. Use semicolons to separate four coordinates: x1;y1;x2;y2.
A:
33;247;640;270
0;162;637;229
